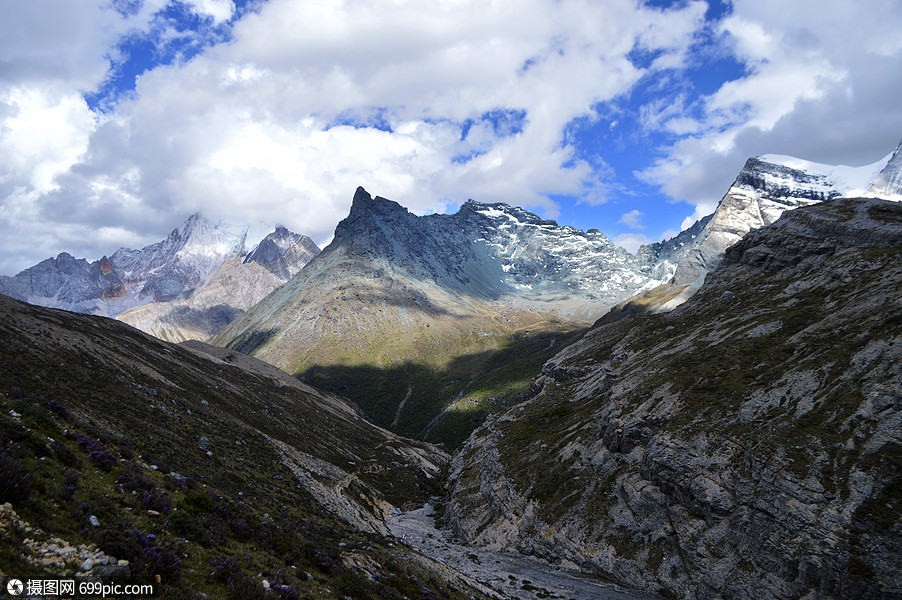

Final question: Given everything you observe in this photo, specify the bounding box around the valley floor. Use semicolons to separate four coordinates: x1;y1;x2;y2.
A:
389;503;658;600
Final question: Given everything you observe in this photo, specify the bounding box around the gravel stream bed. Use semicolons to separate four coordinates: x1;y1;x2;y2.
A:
388;503;659;600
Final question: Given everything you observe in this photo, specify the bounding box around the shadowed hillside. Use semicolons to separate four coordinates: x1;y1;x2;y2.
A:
0;294;494;600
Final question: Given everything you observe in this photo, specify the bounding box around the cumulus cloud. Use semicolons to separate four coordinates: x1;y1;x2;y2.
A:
182;0;235;24
617;209;645;229
0;0;710;273
2;0;899;276
639;0;902;220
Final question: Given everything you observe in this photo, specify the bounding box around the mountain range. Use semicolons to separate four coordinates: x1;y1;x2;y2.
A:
212;140;902;447
2;139;901;599
0;217;320;342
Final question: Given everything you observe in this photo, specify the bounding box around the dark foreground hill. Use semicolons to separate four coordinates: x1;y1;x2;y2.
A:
0;294;491;599
445;198;902;599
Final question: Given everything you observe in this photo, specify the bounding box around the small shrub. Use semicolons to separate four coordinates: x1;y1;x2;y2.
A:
117;443;134;460
141;488;172;514
60;470;79;501
170;476;196;491
182;488;213;513
209;557;267;600
76;436;115;471
88;449;116;471
0;451;31;504
51;440;81;468
97;529;180;581
226;516;253;542
117;465;155;493
210;556;241;584
167;510;206;542
44;399;71;421
141;536;181;582
140;452;171;474
97;528;144;565
227;573;267;600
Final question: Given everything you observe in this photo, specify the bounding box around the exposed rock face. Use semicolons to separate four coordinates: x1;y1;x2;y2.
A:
323;187;670;318
868;140;902;200
445;198;902;600
117;259;283;343
243;225;320;280
109;213;249;304
212;187;704;445
0;215;320;342
670;146;899;288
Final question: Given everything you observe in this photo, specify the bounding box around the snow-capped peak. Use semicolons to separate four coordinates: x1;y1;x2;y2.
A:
759;152;893;198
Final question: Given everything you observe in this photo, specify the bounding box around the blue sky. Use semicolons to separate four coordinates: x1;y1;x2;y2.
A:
2;0;901;273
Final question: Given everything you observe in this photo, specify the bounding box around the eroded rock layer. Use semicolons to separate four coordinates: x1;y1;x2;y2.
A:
445;198;902;600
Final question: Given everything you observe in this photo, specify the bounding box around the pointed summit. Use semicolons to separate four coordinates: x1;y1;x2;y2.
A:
244;226;320;279
348;186;408;216
352;186;372;206
670;144;902;288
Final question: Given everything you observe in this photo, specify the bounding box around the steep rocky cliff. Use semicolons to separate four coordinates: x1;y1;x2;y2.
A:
445;198;902;599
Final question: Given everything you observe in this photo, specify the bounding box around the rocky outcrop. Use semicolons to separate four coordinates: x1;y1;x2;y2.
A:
868;139;902;200
445;198;902;599
243;225;320;280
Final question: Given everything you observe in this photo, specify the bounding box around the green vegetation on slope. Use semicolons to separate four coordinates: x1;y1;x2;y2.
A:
0;295;481;600
301;326;587;449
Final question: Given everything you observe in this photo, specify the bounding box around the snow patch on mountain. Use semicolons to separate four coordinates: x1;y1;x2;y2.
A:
759;152;891;197
670;141;902;289
0;215;320;341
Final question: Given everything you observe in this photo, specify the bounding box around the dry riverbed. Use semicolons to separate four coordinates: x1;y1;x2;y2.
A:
388;503;660;600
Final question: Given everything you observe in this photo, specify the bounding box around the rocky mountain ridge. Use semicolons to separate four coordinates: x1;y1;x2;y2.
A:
670;140;901;287
0;215;320;342
444;197;902;599
213;186;706;447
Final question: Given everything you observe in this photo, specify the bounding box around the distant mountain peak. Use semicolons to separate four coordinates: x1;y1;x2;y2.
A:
244;225;320;280
1;212;319;335
669;144;902;288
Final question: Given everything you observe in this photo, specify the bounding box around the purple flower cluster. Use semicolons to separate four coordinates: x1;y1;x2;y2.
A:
97;528;181;581
76;435;115;471
43;399;70;420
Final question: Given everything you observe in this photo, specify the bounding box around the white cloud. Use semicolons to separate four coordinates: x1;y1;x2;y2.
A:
617;209;645;229
639;0;902;226
0;86;95;193
0;0;712;273
614;232;651;254
182;0;235;24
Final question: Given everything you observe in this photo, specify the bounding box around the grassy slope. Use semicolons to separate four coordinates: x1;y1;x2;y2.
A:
299;322;588;450
0;295;484;600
